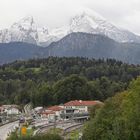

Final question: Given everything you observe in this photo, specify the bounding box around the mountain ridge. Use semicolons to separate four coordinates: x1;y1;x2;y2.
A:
1;32;140;64
0;9;140;46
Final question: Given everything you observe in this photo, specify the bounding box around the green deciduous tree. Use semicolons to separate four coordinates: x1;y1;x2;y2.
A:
83;77;140;140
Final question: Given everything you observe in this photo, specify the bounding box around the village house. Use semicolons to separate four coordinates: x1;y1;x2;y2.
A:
40;105;63;122
1;105;20;115
39;100;103;122
34;106;43;114
7;106;20;115
63;100;102;119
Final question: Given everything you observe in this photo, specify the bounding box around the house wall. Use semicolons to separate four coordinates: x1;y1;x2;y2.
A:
55;110;62;120
7;108;19;115
48;114;55;122
64;106;88;113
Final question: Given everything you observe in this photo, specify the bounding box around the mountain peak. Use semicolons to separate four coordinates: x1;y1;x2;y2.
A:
20;16;34;24
69;8;109;34
70;9;104;33
75;8;106;21
11;16;36;31
68;8;140;43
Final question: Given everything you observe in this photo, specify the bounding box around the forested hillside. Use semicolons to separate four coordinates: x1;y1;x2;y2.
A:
0;57;140;106
83;77;140;140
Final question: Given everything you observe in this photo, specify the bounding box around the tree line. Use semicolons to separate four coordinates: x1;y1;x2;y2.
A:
0;57;140;106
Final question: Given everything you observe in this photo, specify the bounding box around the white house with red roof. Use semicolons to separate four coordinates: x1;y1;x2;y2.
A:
63;100;102;119
0;105;20;115
39;100;102;121
64;100;101;113
40;105;63;122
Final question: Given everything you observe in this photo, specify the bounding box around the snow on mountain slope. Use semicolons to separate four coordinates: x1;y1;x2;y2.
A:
69;8;140;43
37;27;49;42
0;8;140;46
0;16;38;44
0;16;69;46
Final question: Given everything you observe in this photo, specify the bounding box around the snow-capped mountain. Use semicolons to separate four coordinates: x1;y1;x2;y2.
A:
0;9;140;46
69;9;140;43
0;16;38;44
0;16;69;46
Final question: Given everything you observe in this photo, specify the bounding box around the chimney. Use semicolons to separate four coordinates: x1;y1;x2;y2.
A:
79;100;82;103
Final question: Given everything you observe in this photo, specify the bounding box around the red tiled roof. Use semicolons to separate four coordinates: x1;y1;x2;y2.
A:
40;110;55;115
64;100;82;106
47;105;63;111
64;100;101;106
82;101;100;106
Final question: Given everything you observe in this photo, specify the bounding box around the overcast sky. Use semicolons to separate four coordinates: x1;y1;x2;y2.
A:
0;0;140;35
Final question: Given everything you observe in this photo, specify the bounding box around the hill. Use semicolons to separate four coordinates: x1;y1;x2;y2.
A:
0;57;140;105
1;33;140;64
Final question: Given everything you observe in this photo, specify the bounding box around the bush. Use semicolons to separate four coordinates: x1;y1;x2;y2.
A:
7;133;63;140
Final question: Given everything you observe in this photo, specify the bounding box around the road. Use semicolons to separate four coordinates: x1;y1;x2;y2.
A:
0;121;19;140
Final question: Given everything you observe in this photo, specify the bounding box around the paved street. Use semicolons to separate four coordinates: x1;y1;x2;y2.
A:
0;121;19;140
